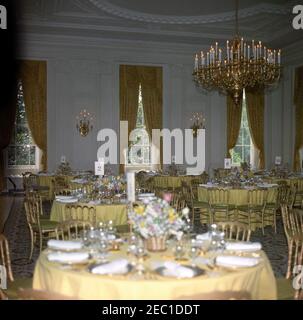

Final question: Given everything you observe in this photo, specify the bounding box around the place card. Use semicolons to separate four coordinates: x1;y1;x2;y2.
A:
275;156;282;165
61;155;66;164
95;158;104;176
224;158;232;169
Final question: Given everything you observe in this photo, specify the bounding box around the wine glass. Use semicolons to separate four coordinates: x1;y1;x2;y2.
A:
174;242;185;261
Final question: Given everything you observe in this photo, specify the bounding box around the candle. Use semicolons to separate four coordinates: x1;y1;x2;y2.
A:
244;43;246;59
194;54;198;70
248;45;250;59
219;49;222;62
278;50;281;64
127;172;136;203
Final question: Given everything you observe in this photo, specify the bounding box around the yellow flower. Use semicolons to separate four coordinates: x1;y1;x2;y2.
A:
168;212;176;223
134;206;145;215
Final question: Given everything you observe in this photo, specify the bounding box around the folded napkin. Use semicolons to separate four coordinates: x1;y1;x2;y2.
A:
91;259;129;275
225;242;262;252
162;262;195;278
47;240;83;250
216;255;260;268
196;232;211;241
47;252;89;263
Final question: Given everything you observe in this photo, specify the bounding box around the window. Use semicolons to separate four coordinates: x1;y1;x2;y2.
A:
6;81;39;169
231;90;254;166
128;84;151;165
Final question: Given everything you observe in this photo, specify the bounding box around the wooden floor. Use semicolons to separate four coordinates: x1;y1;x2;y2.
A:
0;195;15;233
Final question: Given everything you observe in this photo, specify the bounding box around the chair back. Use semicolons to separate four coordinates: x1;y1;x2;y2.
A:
0;234;14;282
277;182;291;206
217;222;251;241
248;189;267;207
55;220;93;240
181;182;193;208
24;199;41;226
281;205;303;239
208;188;229;206
25;191;43;216
64;205;96;225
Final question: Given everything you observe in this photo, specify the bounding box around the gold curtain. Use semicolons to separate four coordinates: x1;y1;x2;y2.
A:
19;60;47;170
293;66;303;171
139;66;163;168
246;89;265;169
119;65;140;173
226;95;243;158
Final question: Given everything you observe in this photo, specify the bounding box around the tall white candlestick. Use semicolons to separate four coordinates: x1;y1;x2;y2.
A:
127;172;136;203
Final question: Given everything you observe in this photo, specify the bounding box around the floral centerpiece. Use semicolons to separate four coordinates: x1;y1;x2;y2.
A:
128;197;187;252
56;162;72;175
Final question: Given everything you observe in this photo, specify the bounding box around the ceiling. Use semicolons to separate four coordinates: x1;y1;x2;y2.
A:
18;0;302;49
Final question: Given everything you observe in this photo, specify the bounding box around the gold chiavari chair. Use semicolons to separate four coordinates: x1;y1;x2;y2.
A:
55;220;93;240
294;181;303;208
217;222;251;242
208;188;234;224
64;205;97;226
24;174;50;201
277;182;291;208
190;182;210;225
24;200;58;261
52;175;69;197
25;191;45;217
277;206;303;300
0;234;32;299
237;189;267;233
263;187;279;234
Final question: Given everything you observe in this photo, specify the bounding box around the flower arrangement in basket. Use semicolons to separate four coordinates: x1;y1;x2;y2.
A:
128;198;187;251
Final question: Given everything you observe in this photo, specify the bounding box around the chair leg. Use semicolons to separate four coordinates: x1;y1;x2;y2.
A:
286;240;293;279
261;210;265;235
28;227;34;261
39;231;43;254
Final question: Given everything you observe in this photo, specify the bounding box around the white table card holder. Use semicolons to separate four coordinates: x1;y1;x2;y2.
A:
275;156;282;166
95;158;105;176
61;156;66;164
224;158;232;169
127;172;136;203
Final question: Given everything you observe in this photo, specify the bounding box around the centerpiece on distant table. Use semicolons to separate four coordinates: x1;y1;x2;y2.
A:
128;197;187;252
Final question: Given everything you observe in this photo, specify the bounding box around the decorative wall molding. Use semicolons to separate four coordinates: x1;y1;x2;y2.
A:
88;0;290;25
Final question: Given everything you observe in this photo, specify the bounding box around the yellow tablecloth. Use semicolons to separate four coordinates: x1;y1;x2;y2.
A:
152;176;197;189
33;244;277;300
38;175;75;200
263;177;303;189
50;201;128;226
197;186;278;229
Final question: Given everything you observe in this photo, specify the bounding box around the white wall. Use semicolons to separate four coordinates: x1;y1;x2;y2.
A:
18;36;303;175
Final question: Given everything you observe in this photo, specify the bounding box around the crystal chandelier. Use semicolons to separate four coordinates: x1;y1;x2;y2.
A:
193;0;282;105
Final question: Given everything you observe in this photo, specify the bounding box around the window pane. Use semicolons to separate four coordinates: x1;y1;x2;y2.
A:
8;146;16;166
244;147;251;163
30;147;36;165
243;128;251;145
16;125;32;145
16;146;30;166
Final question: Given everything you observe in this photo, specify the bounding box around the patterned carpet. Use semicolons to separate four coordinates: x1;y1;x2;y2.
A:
4;196;288;278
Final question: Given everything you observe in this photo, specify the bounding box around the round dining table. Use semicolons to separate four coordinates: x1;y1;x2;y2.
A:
197;183;279;229
50;201;128;226
33;242;277;300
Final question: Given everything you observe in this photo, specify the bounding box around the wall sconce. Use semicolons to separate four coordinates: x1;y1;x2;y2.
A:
76;109;93;137
190;112;205;138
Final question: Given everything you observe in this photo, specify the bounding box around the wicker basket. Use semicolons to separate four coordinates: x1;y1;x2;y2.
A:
145;236;167;252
